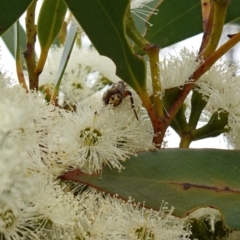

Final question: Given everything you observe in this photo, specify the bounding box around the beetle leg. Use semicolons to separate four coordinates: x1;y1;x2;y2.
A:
124;90;139;120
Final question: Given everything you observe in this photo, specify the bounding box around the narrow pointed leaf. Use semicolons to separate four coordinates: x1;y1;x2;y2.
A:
0;0;33;36
51;23;77;102
64;0;146;91
61;149;240;230
145;0;240;48
54;23;76;85
37;0;67;50
2;24;26;58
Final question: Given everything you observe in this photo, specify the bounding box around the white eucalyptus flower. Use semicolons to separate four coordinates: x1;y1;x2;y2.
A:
0;194;41;240
0;150;42;240
160;48;201;96
28;173;82;237
45;92;153;174
82;194;192;240
0;70;13;88
0;86;56;154
38;46;121;104
195;61;240;148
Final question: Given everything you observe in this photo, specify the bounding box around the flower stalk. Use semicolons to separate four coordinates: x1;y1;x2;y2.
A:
14;21;28;91
125;7;165;145
125;8;150;51
188;90;207;130
191;111;229;140
184;0;229;147
199;0;214;54
179;134;193;148
24;0;38;90
201;0;230;59
201;0;211;32
145;44;164;118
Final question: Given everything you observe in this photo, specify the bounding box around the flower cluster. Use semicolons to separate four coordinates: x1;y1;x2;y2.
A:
159;48;201;97
3;32;240;236
3;36;240;237
195;60;240;147
2;0;239;238
38;46;121;105
0;46;193;238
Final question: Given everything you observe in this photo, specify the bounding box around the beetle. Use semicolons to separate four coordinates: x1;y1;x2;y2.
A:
102;81;138;120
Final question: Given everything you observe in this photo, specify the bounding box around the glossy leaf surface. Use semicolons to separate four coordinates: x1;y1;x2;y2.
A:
145;0;240;48
38;0;67;50
0;0;32;36
64;0;146;91
61;149;240;230
2;24;26;58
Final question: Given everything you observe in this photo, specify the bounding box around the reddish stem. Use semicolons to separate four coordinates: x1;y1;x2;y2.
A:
153;32;240;147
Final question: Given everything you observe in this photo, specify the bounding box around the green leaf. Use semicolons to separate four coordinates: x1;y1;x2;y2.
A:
53;23;76;85
51;22;77;102
64;0;146;91
163;88;188;134
0;0;33;36
192;111;229;140
145;0;240;48
1;23;26;58
37;0;67;50
61;149;240;230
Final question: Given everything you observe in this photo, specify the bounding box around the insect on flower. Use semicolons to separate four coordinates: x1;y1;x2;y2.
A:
102;81;139;120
